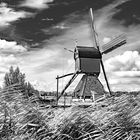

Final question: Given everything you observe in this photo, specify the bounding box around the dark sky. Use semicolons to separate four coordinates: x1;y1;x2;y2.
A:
1;0;139;48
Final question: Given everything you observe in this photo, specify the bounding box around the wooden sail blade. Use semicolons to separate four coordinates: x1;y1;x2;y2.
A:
102;34;126;54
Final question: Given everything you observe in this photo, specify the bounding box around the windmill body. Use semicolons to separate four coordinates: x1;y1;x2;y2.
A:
72;46;105;101
74;46;101;76
56;8;127;105
56;33;126;104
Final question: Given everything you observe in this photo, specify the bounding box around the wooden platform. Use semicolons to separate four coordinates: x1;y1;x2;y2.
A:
56;95;105;107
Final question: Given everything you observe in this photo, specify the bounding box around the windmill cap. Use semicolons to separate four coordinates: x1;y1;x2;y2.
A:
74;46;102;59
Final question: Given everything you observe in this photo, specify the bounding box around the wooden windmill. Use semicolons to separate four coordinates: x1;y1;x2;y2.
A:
56;8;126;103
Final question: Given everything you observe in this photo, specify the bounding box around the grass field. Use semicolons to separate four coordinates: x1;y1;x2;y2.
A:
0;84;140;140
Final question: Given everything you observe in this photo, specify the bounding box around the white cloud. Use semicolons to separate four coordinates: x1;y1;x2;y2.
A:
99;51;140;91
0;54;18;75
0;39;26;84
113;71;140;77
54;23;70;30
104;51;140;72
95;0;129;31
31;80;48;91
20;0;53;10
0;39;27;53
0;54;17;64
103;37;111;44
0;54;21;72
0;38;25;84
0;3;32;26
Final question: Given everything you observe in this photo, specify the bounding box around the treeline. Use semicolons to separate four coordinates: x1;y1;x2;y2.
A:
4;66;39;98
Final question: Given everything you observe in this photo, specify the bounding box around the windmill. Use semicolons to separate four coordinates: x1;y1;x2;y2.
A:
56;8;126;104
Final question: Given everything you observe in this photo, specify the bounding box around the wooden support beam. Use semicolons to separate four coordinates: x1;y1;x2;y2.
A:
57;71;78;101
56;75;59;105
56;73;75;79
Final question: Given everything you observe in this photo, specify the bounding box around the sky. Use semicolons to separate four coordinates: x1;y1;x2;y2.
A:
0;0;140;92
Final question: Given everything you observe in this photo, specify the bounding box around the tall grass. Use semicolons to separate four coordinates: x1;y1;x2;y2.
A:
0;84;140;139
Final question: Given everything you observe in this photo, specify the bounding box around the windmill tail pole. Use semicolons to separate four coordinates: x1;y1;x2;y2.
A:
89;8;112;96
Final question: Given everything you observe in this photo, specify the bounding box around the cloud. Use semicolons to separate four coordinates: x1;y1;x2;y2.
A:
0;39;26;86
0;54;19;76
0;39;27;53
0;3;32;27
0;0;138;92
0;54;18;65
31;80;48;91
104;51;140;72
20;0;53;10
103;37;111;44
99;51;140;91
24;0;140;91
34;0;135;91
53;23;70;30
13;46;76;91
95;0;129;30
93;0;140;56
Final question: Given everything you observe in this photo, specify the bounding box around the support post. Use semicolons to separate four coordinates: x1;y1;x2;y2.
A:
56;75;59;106
64;93;66;110
83;75;88;100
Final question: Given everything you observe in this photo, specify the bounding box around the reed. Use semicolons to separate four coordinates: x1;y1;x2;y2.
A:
0;84;139;140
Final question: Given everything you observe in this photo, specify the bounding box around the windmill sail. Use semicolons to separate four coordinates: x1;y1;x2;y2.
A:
102;34;126;54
